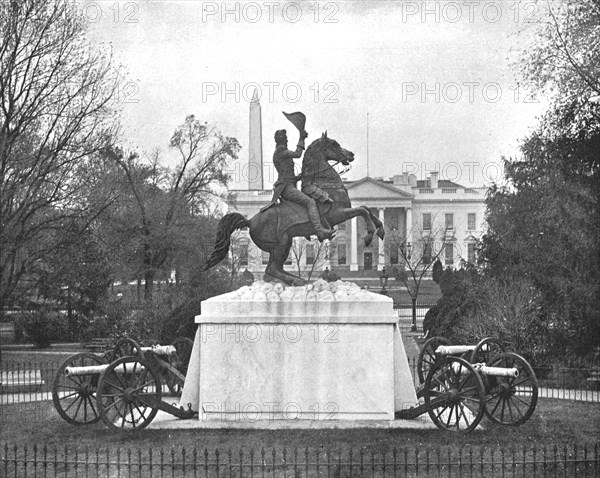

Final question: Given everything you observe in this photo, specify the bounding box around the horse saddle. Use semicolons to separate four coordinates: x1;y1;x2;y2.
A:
272;199;332;238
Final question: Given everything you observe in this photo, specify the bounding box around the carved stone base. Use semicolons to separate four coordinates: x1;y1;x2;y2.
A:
264;269;306;286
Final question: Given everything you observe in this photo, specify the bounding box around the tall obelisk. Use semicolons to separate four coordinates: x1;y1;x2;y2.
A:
248;88;263;190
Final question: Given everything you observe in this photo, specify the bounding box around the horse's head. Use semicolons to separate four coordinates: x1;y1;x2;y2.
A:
308;131;355;166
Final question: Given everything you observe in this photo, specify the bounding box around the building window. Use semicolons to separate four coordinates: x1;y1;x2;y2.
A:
445;243;454;266
422;213;432;231
306;243;315;265
422;241;432;264
337;243;347;265
467;243;477;264
468;213;476;231
389;209;399;231
338;221;347;231
391;247;399;265
445;213;454;230
262;250;269;265
239;243;248;266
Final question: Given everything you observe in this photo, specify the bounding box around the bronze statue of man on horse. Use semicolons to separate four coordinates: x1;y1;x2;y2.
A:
202;112;384;285
261;112;334;242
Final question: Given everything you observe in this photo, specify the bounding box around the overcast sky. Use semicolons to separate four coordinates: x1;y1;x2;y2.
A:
85;0;548;188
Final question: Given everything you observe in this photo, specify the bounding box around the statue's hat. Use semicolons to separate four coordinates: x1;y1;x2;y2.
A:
282;111;306;132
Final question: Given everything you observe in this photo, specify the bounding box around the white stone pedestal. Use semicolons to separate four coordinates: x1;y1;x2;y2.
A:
180;284;418;425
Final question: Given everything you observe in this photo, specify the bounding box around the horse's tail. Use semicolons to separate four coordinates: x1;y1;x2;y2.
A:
202;213;250;271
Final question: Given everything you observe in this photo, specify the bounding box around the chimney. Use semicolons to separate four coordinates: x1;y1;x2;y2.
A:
408;174;417;187
430;171;439;189
392;174;403;186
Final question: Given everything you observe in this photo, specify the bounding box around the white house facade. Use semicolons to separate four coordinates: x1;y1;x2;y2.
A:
228;171;487;274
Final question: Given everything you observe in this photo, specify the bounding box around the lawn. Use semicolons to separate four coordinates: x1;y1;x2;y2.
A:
1;399;598;453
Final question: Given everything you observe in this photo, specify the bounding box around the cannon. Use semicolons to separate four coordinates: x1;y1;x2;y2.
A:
52;337;195;431
417;336;506;384
397;337;539;432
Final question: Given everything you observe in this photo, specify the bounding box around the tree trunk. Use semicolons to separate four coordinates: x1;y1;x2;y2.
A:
144;269;154;302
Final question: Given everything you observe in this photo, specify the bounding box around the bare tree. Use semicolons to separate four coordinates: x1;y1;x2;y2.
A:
290;238;332;281
0;0;120;305
387;217;452;330
108;115;240;300
518;0;600;123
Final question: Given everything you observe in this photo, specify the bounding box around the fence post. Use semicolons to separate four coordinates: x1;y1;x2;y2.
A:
411;298;417;332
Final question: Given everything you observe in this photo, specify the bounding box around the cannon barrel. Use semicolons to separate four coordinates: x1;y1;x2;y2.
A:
140;345;176;356
451;362;519;378
436;345;476;355
64;362;146;376
477;365;519;378
436;343;495;356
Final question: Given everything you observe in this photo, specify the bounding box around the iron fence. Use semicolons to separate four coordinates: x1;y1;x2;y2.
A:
394;302;436;332
0;360;59;422
1;443;598;477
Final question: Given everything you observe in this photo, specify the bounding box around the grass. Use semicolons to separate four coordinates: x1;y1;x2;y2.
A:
1;399;598;453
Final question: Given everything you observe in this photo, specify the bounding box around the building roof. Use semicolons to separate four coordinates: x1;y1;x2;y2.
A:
416;179;464;188
346;177;414;198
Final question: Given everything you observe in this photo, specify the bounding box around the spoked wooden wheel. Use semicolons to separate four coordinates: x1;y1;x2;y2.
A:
470;337;505;365
417;336;450;384
52;353;104;424
424;357;486;433
107;337;143;362
484;352;538;426
96;356;162;431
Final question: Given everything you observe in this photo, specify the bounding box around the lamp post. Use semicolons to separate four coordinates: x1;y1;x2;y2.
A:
411;297;418;332
379;266;389;295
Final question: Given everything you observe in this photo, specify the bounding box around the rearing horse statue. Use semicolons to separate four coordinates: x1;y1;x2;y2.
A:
202;133;385;285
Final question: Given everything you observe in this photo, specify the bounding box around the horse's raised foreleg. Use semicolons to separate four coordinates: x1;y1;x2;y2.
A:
329;206;376;246
366;208;385;239
359;206;377;246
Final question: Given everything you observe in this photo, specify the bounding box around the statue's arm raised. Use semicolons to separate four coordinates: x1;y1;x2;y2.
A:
281;138;305;159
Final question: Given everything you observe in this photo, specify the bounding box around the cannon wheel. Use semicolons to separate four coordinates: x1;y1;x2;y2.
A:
417;336;450;384
424;356;486;433
96;356;162;431
470;337;505;365
52;353;105;425
107;337;143;362
484;352;538;426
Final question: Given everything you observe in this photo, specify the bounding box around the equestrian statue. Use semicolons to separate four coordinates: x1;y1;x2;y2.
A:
202;112;385;285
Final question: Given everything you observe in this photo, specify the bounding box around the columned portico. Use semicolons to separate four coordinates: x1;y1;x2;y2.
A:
350;216;359;271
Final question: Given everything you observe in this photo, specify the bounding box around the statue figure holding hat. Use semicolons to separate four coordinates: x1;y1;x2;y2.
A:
261;112;334;241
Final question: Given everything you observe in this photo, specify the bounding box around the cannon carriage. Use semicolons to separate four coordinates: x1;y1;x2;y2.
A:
52;331;538;434
52;337;195;431
396;336;539;432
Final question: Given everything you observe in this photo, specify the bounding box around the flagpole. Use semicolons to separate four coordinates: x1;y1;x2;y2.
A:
366;112;370;177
